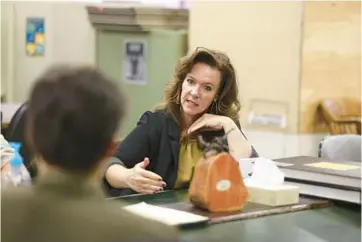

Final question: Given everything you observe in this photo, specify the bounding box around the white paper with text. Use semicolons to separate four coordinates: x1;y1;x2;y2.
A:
123;202;209;226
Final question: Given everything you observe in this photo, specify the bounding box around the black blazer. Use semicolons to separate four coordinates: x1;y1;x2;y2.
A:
103;110;258;197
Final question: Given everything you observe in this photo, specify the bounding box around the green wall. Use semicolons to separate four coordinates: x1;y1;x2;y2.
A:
96;29;187;138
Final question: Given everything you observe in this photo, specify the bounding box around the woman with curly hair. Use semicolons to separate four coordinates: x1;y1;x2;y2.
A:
104;47;258;196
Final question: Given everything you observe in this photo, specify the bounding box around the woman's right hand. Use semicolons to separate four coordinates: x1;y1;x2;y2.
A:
125;157;166;194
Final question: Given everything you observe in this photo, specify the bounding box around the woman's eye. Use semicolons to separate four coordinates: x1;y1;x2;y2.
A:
204;85;212;92
187;78;195;84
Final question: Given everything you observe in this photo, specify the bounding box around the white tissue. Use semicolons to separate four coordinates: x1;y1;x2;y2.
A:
238;158;255;179
240;157;285;187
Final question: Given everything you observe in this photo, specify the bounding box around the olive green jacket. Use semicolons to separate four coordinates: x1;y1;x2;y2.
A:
1;171;178;242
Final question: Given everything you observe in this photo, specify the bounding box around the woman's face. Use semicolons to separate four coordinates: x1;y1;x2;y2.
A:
180;62;221;119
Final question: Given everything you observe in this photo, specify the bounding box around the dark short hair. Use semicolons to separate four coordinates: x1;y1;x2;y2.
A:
27;65;125;174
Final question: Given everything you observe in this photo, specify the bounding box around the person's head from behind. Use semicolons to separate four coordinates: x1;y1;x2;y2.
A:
159;47;241;124
26;65;125;177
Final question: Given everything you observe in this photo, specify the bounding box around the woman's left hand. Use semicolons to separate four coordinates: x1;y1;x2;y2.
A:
187;113;236;134
187;113;252;159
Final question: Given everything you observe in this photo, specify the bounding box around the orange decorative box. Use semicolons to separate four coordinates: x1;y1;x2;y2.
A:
189;149;249;212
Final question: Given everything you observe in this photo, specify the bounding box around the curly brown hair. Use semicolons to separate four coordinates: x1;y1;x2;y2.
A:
154;47;241;125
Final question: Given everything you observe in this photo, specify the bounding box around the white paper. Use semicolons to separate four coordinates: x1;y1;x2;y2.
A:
123;202;208;226
239;157;285;187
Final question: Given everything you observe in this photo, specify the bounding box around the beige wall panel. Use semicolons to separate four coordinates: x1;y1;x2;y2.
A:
300;1;361;133
189;1;304;133
1;2;95;102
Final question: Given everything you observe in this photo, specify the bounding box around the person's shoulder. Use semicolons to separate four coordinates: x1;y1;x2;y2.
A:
1;186;33;201
137;109;171;125
1;187;35;217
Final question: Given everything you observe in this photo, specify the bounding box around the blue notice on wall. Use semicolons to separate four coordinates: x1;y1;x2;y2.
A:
26;17;45;56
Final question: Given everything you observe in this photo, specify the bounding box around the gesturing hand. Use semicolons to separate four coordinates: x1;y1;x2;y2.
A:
126;157;166;194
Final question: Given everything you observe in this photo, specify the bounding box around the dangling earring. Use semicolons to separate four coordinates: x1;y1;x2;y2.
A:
210;99;218;114
176;92;181;104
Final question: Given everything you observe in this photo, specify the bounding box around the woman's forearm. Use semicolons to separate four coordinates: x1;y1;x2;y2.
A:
105;164;131;189
223;121;252;159
228;132;252;159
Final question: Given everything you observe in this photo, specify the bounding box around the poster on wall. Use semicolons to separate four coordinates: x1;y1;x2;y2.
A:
26;17;45;56
247;99;288;130
123;40;146;85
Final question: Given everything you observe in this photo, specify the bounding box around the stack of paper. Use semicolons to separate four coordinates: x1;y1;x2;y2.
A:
123;202;209;226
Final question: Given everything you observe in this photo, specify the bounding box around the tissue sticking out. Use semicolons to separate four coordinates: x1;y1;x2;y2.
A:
245;158;285;187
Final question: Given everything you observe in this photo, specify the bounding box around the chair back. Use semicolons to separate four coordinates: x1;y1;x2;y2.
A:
319;98;361;135
5;102;37;178
318;134;361;162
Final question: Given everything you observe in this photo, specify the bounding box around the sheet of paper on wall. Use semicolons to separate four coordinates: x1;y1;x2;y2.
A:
247;99;288;130
26;17;45;57
123;202;209;226
123;40;147;85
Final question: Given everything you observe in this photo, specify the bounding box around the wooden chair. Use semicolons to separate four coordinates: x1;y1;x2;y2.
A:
318;98;361;135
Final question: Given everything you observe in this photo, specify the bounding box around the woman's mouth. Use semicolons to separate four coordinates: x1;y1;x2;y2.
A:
186;100;199;107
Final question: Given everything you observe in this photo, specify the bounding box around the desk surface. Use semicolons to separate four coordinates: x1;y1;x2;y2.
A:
116;189;361;242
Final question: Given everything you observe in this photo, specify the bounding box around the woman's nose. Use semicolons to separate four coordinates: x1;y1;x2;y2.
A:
190;87;200;98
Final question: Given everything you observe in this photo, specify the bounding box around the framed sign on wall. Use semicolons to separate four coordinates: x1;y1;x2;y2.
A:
25;17;45;57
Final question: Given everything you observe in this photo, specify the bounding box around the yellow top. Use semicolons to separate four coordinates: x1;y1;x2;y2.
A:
174;138;203;189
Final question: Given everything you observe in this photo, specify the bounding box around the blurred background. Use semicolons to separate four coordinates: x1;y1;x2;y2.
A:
1;0;360;159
